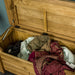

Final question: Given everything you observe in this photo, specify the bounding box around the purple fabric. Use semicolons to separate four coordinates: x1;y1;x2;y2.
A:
28;51;49;62
29;53;73;75
50;41;64;60
28;51;49;75
28;51;35;62
42;60;72;75
28;41;73;75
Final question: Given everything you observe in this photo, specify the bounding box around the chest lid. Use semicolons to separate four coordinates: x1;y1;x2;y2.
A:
4;0;75;40
4;0;49;33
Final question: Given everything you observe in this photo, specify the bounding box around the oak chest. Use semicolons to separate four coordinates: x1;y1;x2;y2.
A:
0;0;75;75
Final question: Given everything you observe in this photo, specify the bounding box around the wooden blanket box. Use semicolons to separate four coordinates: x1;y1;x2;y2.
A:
0;0;75;75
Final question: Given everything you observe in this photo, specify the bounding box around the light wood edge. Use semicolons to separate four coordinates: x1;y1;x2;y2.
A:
4;0;14;25
0;52;33;66
0;51;35;74
14;0;75;9
14;6;19;25
0;26;14;42
43;9;48;32
15;24;75;43
0;48;5;73
46;0;75;8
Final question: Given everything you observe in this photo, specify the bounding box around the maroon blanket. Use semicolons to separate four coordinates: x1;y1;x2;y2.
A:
28;41;73;75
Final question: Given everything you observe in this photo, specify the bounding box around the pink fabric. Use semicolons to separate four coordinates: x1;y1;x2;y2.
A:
50;41;62;54
28;51;35;62
29;53;73;75
42;60;72;75
28;41;73;75
50;41;64;63
28;51;49;75
28;51;49;62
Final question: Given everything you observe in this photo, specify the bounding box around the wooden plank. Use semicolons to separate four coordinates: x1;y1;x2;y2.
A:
32;0;75;8
48;21;75;38
17;24;44;33
16;5;44;30
17;6;75;27
17;6;43;20
0;57;5;73
0;52;35;74
13;6;19;25
12;28;40;42
16;23;75;41
14;0;75;18
12;29;32;42
3;60;29;75
16;3;75;20
64;70;75;75
4;0;14;25
0;48;5;73
47;12;75;26
13;28;40;36
43;10;47;32
30;73;35;75
19;18;44;30
14;0;75;9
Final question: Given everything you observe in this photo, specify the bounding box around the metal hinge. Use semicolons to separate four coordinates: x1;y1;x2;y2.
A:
42;32;49;35
15;25;20;28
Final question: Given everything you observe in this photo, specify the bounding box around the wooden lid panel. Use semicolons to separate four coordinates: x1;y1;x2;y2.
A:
4;0;75;43
4;0;15;25
14;0;75;35
16;5;44;30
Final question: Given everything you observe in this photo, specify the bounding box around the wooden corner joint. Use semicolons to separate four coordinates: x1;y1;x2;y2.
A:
0;47;5;73
0;56;5;73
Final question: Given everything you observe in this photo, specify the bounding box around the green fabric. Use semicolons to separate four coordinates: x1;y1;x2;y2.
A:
27;35;50;52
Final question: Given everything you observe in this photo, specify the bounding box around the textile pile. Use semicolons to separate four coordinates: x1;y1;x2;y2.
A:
5;34;75;75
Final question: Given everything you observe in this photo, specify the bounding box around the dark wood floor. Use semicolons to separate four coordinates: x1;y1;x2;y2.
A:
0;71;14;75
